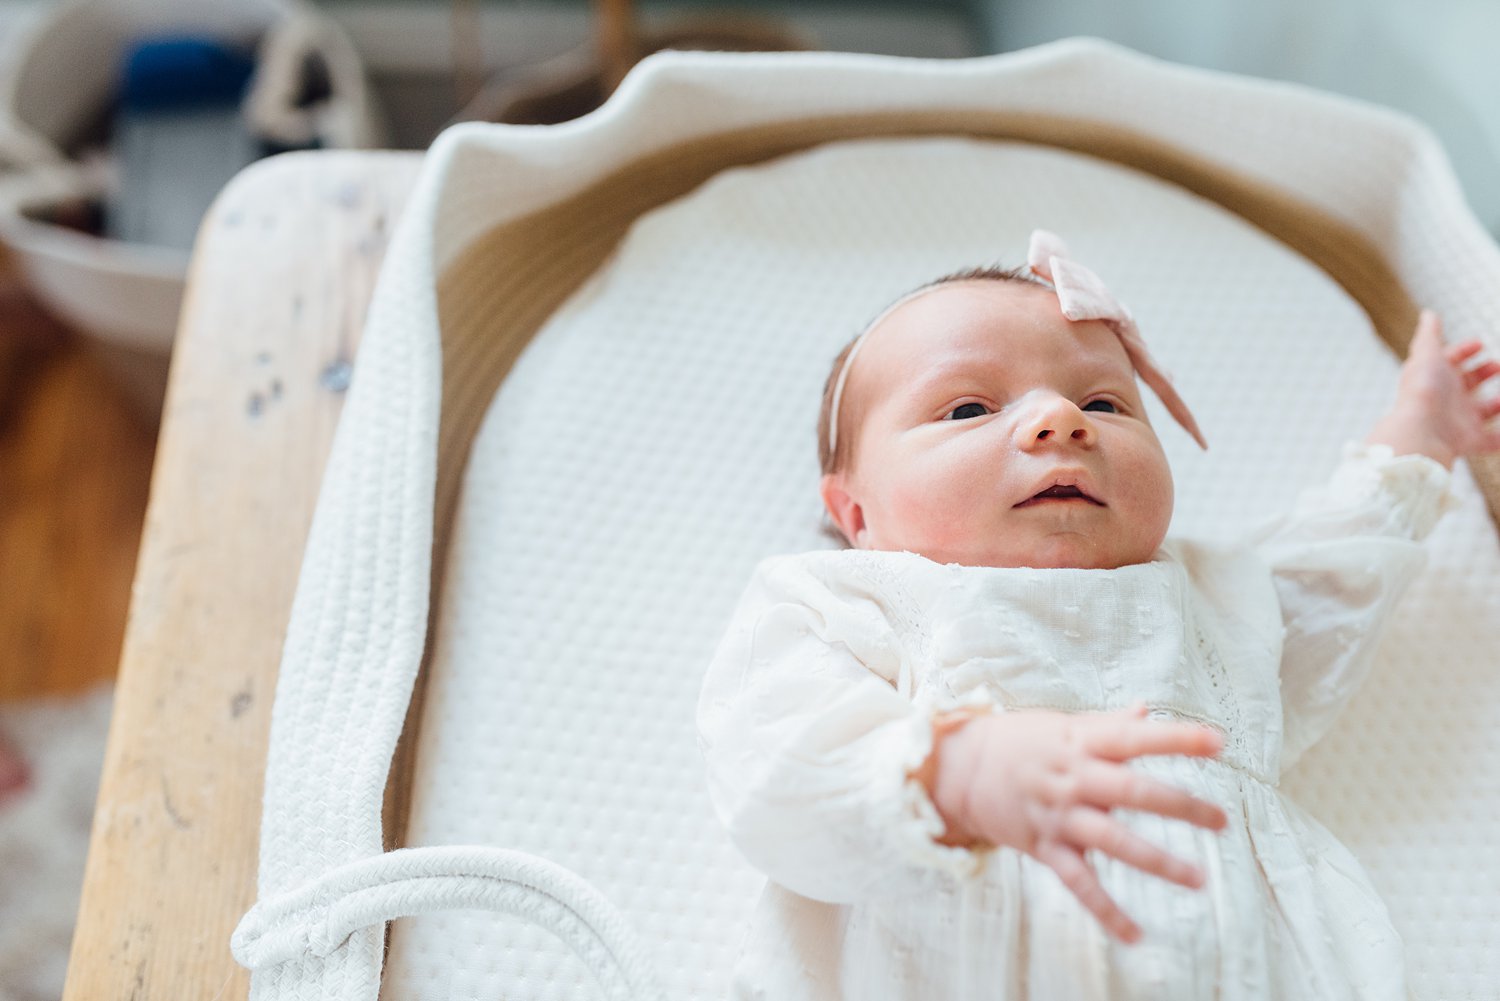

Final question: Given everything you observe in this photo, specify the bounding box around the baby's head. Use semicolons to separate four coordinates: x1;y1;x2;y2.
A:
817;269;1175;571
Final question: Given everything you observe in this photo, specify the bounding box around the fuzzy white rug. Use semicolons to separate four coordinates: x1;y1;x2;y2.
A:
0;685;112;1001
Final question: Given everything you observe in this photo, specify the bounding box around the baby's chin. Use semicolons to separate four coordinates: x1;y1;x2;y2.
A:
875;537;1159;571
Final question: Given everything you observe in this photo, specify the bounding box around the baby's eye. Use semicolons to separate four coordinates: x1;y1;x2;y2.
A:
1082;399;1118;414
945;402;991;421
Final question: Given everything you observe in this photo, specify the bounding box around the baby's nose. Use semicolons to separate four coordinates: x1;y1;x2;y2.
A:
1016;393;1096;450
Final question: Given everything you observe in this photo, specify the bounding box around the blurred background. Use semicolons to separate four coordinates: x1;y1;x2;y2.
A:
0;1;1495;999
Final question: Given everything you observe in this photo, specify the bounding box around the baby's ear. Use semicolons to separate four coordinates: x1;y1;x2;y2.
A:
820;473;865;547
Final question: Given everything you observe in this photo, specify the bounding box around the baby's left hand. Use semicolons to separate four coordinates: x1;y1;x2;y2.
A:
1367;310;1500;468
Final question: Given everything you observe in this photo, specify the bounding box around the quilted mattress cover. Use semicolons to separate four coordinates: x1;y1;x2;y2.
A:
229;39;1500;1001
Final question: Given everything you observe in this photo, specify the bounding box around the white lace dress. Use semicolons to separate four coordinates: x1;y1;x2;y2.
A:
697;445;1453;1000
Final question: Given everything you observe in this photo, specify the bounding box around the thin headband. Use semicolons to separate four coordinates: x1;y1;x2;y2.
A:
826;229;1208;459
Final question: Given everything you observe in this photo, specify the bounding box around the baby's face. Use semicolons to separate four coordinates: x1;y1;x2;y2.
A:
821;280;1174;570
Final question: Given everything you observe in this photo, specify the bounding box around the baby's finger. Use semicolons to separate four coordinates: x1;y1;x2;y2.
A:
1082;711;1224;762
1461;358;1500;392
1062;808;1205;890
1447;338;1483;365
1035;841;1141;944
1076;761;1228;831
1411;309;1444;357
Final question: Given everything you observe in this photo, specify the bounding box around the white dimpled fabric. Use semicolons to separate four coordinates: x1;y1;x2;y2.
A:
379;138;1500;999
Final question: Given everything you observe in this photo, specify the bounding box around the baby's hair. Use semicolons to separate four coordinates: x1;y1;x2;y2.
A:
816;263;1044;477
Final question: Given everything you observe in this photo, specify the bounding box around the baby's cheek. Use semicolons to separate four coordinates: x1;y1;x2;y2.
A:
882;484;942;542
1117;450;1175;551
887;477;983;551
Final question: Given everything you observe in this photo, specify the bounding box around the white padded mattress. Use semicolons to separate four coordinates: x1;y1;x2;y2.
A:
380;137;1500;1000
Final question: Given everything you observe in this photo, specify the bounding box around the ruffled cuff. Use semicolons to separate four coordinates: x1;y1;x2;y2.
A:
876;690;1001;881
1325;441;1458;540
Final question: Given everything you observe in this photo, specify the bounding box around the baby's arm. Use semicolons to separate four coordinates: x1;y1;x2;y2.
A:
701;555;1001;905
1248;309;1494;768
914;704;1227;944
1365;310;1500;467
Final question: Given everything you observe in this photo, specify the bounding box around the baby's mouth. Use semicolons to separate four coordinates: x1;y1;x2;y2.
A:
1015;484;1105;507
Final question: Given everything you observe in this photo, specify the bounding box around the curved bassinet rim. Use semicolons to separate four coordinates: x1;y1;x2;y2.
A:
424;109;1498;628
240;41;1500;1001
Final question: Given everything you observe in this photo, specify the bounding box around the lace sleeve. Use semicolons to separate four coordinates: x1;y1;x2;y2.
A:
697;552;990;903
1251;443;1455;768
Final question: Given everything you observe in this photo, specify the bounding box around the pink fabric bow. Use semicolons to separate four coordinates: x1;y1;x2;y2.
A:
1027;230;1208;450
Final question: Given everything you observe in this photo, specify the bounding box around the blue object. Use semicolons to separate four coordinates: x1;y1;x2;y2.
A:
119;36;255;113
107;35;261;250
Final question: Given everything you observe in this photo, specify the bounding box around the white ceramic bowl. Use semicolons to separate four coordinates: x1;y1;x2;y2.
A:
0;0;381;424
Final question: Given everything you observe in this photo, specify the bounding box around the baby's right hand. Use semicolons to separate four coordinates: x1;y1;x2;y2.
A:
923;704;1227;943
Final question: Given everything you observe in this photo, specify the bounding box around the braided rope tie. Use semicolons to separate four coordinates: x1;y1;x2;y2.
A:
232;845;666;1001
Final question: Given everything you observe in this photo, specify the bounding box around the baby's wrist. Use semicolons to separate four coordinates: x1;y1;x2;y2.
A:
1365;404;1457;469
921;709;990;847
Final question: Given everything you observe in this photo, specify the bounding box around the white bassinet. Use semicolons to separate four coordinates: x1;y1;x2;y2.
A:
228;39;1500;1000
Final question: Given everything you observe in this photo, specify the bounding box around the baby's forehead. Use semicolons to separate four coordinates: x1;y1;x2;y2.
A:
860;279;1059;368
847;278;1132;401
878;276;1050;336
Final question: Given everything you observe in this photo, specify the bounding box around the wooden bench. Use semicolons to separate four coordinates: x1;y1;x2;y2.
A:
62;151;421;1001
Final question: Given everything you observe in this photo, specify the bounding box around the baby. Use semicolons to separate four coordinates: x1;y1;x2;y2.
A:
697;232;1500;1000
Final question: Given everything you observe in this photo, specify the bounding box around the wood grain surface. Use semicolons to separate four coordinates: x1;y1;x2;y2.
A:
60;151;421;1001
0;254;152;703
